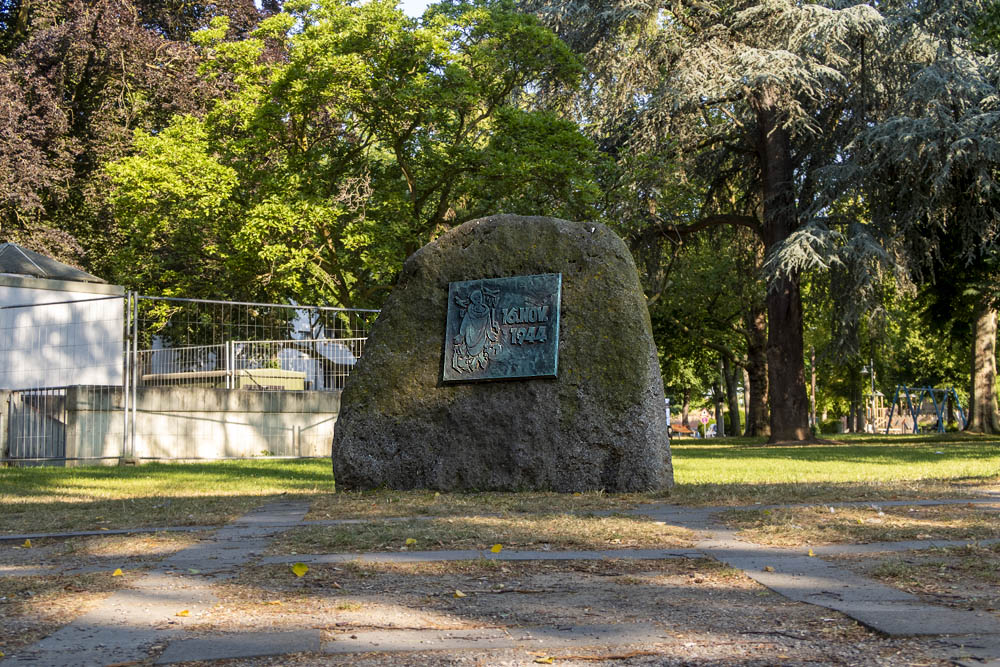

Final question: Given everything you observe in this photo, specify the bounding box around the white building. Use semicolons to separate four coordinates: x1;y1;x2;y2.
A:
0;243;125;390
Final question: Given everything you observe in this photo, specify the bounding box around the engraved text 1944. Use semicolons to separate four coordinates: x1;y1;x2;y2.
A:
443;273;561;382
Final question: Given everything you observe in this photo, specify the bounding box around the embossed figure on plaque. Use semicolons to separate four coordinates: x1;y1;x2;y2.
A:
451;285;502;373
443;273;561;382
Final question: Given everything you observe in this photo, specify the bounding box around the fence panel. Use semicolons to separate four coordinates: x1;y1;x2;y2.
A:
0;296;127;465
126;296;378;461
1;294;376;464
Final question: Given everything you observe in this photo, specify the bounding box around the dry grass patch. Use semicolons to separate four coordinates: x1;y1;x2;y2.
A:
272;514;694;554
198;557;732;633
2;495;303;535
0;571;137;654
721;502;1000;546
0;531;210;571
659;478;1000;507
2;459;333;534
305;490;642;520
835;543;1000;615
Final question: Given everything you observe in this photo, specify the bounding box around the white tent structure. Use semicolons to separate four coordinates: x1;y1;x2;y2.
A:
0;243;125;390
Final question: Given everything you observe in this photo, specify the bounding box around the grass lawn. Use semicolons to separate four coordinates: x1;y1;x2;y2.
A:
2;433;998;534
665;432;1000;505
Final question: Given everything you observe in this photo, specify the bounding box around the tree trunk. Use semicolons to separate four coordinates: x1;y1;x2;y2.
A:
809;345;817;428
755;92;811;443
765;273;811;441
681;388;691;428
966;301;1000;433
713;372;725;437
744;306;770;436
722;355;741;436
742;365;752;435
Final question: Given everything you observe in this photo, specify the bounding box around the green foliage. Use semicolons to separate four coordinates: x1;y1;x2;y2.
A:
107;0;600;307
106;117;241;298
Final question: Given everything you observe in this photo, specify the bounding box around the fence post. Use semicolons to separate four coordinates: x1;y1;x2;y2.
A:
121;292;132;464
130;294;140;461
0;390;9;461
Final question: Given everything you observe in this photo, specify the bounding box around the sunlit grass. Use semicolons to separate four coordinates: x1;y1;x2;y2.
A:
664;434;1000;505
1;460;333;533
2;434;999;533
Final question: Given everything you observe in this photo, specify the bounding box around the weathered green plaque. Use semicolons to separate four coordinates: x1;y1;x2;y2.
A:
443;273;561;382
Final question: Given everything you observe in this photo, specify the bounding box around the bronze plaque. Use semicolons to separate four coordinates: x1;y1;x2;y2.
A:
443;273;561;382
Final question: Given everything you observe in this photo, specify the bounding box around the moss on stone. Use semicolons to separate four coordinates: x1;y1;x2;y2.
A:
333;215;673;492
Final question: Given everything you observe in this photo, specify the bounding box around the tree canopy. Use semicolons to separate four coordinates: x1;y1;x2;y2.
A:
104;0;602;307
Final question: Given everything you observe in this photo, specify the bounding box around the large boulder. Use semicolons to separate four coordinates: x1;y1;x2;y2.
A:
332;214;673;492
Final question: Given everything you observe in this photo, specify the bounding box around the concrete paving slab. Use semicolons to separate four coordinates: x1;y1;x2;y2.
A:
260;548;706;565
1;501;309;667
687;517;1000;646
156;631;322;664
2;625;178;667
839;604;1000;637
0;525;214;542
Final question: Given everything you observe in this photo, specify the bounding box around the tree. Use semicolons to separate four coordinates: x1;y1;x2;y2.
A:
106;0;602;306
526;0;885;442
0;0;257;267
847;0;1000;432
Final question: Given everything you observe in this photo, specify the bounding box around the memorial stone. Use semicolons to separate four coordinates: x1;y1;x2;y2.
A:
332;214;673;492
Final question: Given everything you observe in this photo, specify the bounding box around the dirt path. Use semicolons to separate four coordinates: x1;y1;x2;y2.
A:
4;499;1000;666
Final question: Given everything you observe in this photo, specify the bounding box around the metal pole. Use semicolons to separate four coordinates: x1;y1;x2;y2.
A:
122;292;132;462
131;294;140;460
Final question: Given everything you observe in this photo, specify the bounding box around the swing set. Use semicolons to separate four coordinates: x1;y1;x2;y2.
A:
882;385;967;434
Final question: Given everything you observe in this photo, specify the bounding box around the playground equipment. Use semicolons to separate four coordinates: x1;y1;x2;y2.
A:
884;385;967;434
864;391;888;433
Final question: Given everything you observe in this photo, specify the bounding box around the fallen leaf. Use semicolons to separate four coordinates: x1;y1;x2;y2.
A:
175;610;190;617
291;563;309;578
453;589;467;598
807;549;815;557
264;600;283;606
534;658;555;664
405;538;417;546
22;539;31;548
763;566;775;572
112;568;124;577
491;544;503;553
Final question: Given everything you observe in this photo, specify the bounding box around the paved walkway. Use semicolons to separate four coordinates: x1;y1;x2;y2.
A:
3;498;1000;665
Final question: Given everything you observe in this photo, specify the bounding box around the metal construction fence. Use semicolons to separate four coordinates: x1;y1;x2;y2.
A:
1;294;378;465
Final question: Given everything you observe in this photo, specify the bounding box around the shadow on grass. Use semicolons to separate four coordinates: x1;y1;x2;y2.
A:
672;432;1000;465
655;477;999;506
2;459;334;498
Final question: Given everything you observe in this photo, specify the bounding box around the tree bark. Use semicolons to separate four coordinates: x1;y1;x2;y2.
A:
744;306;770;436
681;388;691;428
713;378;725;437
755;92;811;443
742;364;751;435
966;301;1000;433
809;345;817;428
722;355;741;436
